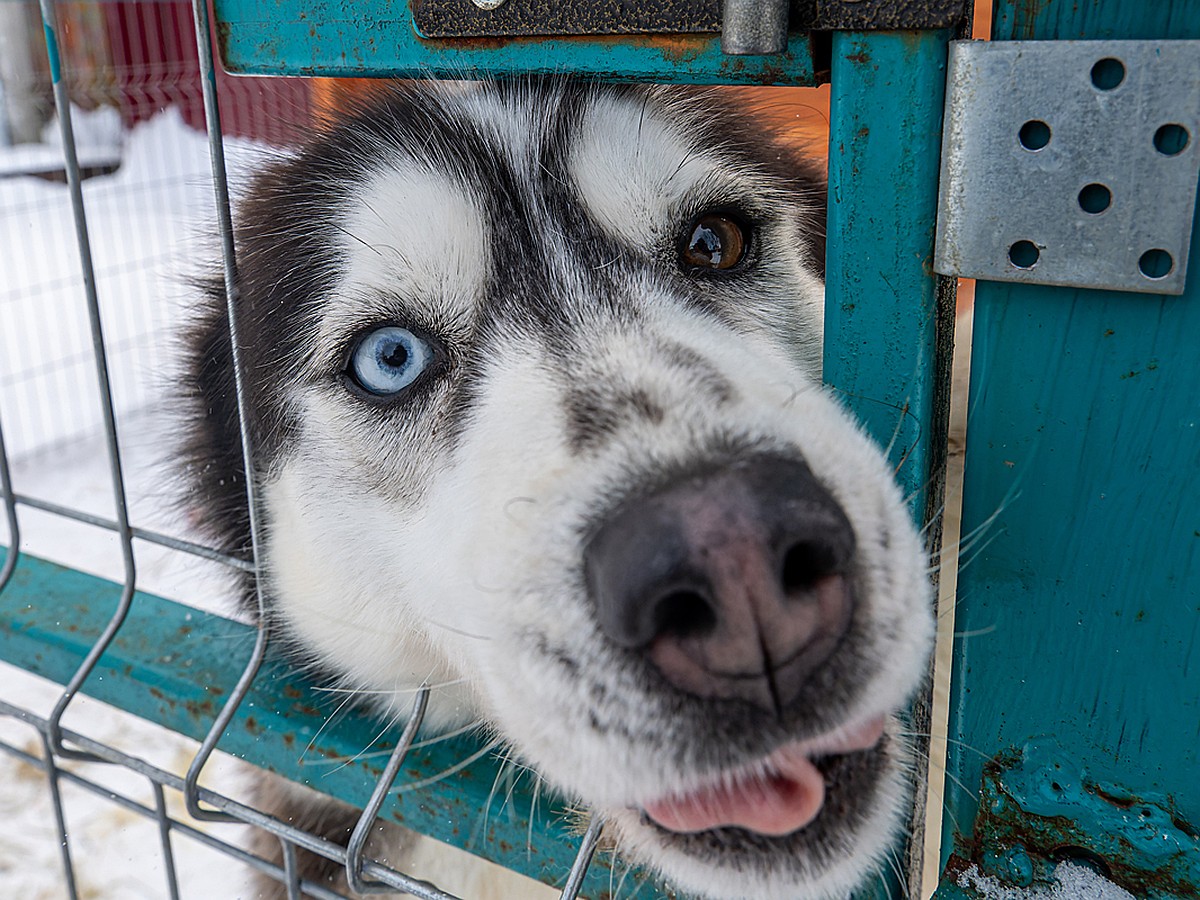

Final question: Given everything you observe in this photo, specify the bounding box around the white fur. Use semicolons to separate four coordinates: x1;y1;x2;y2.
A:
251;84;934;900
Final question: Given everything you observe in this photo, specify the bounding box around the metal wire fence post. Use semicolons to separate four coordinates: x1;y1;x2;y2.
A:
0;411;18;592
151;780;183;900
558;813;604;900
40;732;81;900
344;687;433;895
182;0;273;823
35;0;140;765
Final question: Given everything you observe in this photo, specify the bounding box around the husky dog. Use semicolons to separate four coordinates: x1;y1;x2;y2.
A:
184;79;934;900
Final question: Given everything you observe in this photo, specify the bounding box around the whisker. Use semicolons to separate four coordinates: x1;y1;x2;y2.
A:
424;619;493;641
321;709;405;778
299;690;359;763
897;730;992;761
388;738;502;794
311;677;466;695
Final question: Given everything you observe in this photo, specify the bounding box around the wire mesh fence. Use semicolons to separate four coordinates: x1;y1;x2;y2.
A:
0;1;955;898
0;1;605;897
0;0;309;459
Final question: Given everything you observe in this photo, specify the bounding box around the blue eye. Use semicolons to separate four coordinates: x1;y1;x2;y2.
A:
347;326;433;396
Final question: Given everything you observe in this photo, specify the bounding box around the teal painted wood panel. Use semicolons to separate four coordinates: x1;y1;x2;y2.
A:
211;0;819;84
824;29;954;899
0;551;637;898
942;0;1200;875
825;30;953;519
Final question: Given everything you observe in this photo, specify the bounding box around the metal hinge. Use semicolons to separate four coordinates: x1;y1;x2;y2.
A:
934;39;1200;296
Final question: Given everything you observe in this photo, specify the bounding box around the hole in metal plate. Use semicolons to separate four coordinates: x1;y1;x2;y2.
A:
1078;183;1112;214
1009;240;1040;269
1090;57;1125;90
1154;123;1190;156
1138;249;1173;279
1019;119;1051;151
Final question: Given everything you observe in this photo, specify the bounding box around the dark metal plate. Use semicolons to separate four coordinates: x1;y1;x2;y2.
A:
413;0;720;38
413;0;968;40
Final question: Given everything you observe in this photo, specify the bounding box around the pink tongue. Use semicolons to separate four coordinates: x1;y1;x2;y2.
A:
642;717;885;837
644;754;826;836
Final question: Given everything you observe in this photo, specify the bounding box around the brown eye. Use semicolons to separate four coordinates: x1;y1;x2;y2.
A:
680;214;747;271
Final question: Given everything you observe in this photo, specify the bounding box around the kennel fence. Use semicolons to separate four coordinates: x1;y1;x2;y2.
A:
2;0;1198;899
0;1;954;895
0;0;308;459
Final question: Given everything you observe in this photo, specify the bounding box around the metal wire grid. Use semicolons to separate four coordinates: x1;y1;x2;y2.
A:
0;0;310;460
0;0;604;896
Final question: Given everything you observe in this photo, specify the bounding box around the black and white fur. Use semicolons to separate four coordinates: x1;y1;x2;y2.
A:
184;79;934;900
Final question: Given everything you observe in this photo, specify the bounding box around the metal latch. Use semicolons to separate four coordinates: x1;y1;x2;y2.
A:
934;40;1200;296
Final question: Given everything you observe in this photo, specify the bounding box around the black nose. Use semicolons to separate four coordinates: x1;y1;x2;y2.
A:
583;457;856;716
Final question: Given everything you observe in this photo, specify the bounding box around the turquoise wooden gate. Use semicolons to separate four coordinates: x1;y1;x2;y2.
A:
0;0;1196;897
932;2;1200;897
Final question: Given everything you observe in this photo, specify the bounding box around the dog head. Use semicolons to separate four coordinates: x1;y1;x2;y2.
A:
186;79;934;900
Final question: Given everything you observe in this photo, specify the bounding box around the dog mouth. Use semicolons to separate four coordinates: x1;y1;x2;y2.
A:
638;715;886;836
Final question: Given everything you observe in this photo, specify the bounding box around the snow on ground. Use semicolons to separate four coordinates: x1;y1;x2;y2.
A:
958;862;1136;900
1;104;282;457
0;105;123;177
1;108;277;899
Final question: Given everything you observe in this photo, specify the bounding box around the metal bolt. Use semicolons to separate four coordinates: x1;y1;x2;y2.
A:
471;0;508;9
722;0;789;55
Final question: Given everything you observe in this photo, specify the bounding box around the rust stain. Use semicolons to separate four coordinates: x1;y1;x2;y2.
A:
215;20;233;66
634;32;706;64
1094;785;1137;809
1015;0;1047;40
183;698;215;719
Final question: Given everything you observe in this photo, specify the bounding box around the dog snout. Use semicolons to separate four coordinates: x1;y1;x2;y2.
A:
584;457;857;715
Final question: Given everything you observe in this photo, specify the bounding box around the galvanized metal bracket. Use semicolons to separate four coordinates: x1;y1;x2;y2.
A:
935;739;1200;899
411;0;969;42
935;39;1200;295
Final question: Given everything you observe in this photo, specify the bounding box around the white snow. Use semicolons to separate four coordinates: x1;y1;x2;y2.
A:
1;107;277;899
0;105;123;176
1;104;279;458
958;861;1137;900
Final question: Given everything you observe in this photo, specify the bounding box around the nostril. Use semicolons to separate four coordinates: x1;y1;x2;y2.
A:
653;590;718;639
781;541;840;594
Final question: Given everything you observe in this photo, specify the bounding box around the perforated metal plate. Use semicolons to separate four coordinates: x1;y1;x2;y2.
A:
935;40;1200;295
